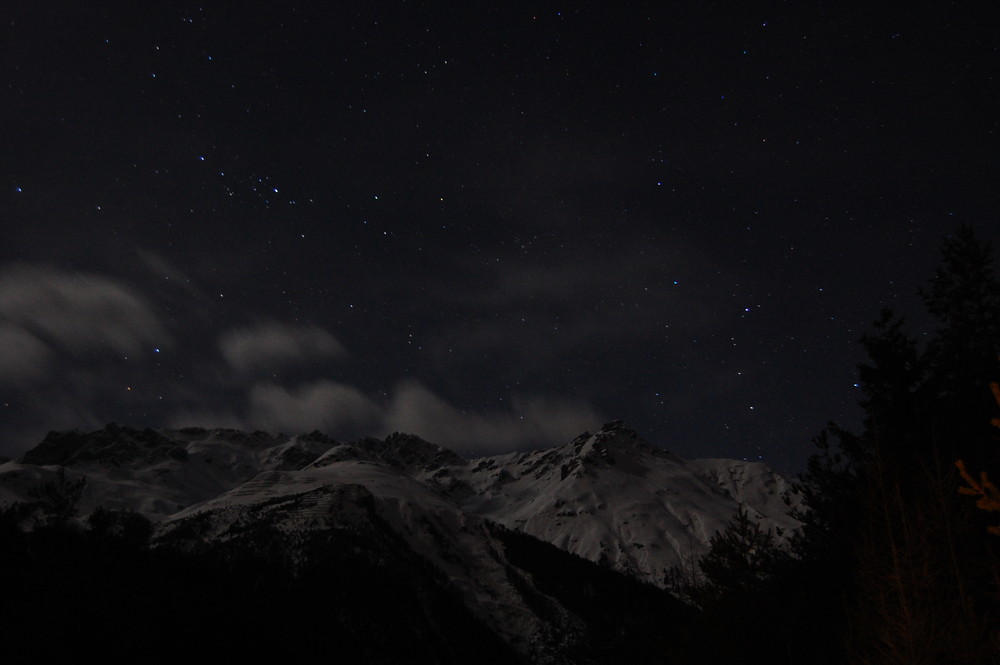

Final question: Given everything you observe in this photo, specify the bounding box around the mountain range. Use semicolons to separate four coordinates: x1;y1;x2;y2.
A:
0;420;801;663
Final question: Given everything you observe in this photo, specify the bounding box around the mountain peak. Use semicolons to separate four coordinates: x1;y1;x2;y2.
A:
568;420;650;463
595;420;643;444
310;432;467;473
380;431;467;471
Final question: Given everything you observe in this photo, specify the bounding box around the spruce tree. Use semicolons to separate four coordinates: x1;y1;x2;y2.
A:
920;224;1000;469
856;309;926;462
698;505;780;599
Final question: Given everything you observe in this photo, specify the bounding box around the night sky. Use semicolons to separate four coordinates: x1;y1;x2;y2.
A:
2;2;997;471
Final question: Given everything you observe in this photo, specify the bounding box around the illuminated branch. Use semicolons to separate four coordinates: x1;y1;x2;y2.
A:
955;380;1000;535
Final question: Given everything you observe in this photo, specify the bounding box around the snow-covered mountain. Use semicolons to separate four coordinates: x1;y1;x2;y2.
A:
0;421;799;583
430;421;799;586
0;420;800;663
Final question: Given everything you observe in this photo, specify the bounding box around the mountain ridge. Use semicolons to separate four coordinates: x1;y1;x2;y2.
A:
0;420;799;585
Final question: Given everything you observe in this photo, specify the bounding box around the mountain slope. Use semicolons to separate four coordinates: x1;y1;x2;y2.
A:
426;421;799;585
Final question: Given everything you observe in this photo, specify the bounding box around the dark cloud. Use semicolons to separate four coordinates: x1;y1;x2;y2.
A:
413;237;734;392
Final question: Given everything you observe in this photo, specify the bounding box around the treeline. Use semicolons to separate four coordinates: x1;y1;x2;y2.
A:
0;501;523;665
668;225;1000;664
0;491;708;664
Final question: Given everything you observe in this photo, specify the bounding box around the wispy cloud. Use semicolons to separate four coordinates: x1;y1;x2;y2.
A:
0;263;169;356
219;322;347;373
0;262;605;459
247;380;381;434
187;377;605;456
382;379;603;455
0;324;51;384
